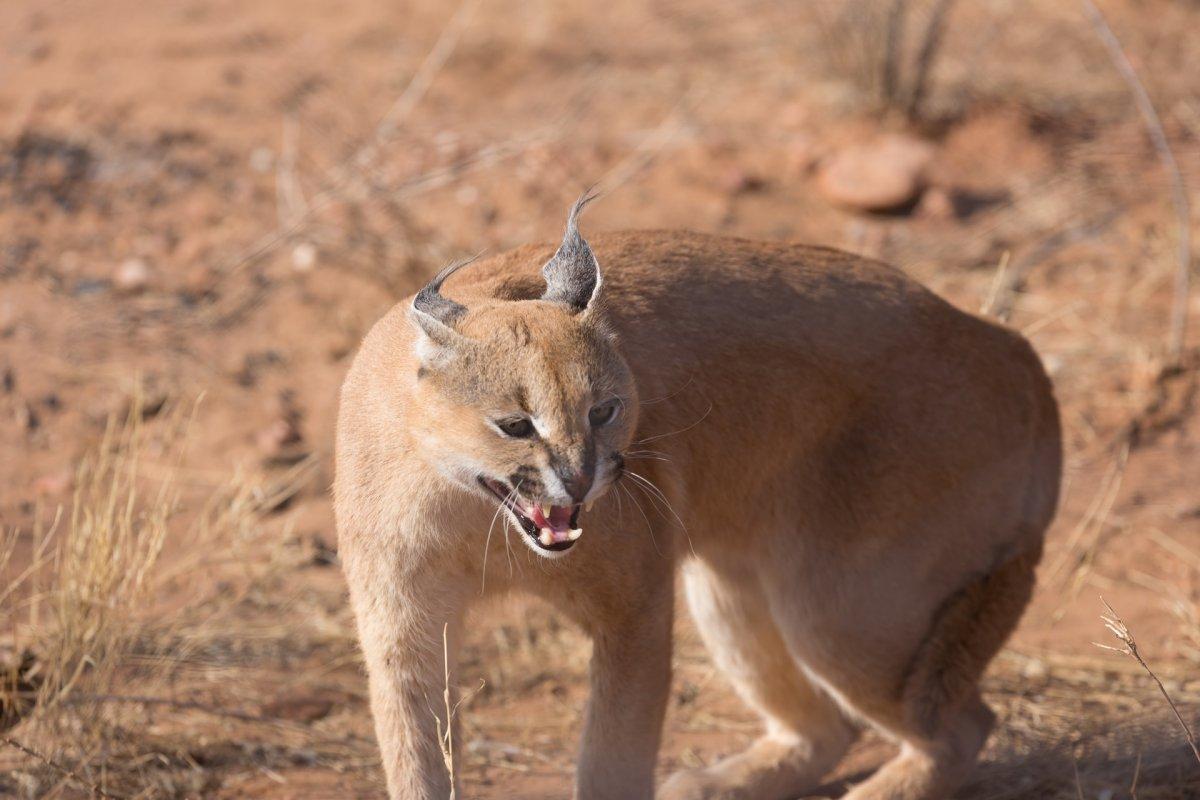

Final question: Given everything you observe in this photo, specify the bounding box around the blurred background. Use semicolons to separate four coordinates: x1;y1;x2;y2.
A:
1;0;1198;797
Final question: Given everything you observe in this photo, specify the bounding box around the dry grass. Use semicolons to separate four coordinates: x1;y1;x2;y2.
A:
2;398;182;795
1095;598;1200;767
807;0;962;122
0;395;331;798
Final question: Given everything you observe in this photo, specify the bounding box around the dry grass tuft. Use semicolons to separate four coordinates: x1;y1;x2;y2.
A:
0;394;331;798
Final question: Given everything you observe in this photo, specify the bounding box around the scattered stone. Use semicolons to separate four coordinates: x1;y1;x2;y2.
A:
256;417;302;457
114;257;151;293
2;366;13;393
14;400;38;431
234;349;285;388
455;185;479;206
262;693;335;724
917;186;954;220
817;133;935;213
249;147;275;174
720;167;765;195
32;469;72;496
256;394;308;467
291;242;317;273
309;534;339;567
785;134;820;176
1021;657;1048;681
72;278;110;297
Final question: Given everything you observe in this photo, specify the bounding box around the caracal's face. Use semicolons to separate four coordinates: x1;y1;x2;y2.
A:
409;300;638;559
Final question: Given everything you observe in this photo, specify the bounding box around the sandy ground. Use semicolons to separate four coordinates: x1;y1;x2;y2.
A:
2;0;1199;798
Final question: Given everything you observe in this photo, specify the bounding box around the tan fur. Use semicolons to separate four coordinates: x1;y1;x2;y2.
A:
334;228;1062;800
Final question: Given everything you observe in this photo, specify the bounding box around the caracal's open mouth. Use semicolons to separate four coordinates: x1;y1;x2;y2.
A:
478;477;583;553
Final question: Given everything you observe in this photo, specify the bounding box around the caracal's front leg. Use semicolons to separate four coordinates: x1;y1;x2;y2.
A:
569;574;674;800
343;544;465;800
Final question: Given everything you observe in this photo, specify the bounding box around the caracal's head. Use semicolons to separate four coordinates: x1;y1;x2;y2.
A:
406;194;637;559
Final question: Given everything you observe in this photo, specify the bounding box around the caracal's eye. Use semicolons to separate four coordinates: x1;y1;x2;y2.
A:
589;399;620;427
496;416;535;438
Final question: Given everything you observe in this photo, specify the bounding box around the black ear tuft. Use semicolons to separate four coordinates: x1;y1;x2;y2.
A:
541;189;602;312
411;257;475;341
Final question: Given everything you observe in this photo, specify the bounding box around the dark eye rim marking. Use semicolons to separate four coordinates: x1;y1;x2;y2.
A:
495;415;536;438
589;398;621;427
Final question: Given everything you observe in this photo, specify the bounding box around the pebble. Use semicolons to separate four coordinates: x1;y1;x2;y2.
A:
817;133;935;213
291;242;317;273
114;257;151;293
249;147;275;174
33;470;72;496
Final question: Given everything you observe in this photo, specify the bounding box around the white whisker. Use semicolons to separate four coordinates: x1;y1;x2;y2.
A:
625;469;695;558
619;481;662;557
480;480;520;595
634;400;713;446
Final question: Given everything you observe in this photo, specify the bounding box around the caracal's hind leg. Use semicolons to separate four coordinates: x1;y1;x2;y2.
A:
839;692;995;800
800;549;1037;800
660;560;857;800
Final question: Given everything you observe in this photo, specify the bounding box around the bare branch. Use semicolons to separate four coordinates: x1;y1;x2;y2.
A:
1;735;123;799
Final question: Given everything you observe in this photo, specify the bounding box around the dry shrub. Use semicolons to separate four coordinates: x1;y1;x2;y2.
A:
806;0;961;121
0;396;323;798
0;399;196;795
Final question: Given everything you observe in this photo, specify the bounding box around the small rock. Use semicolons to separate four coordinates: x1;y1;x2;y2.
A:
291;242;317;273
1021;657;1048;680
817;133;935;213
114;257;151;293
455;185;479;206
14;401;38;431
256;417;302;454
32;470;72;496
785;134;819;176
309;534;339;567
262;693;334;724
720;167;765;195
249;147;275;174
72;279;109;297
917;186;954;220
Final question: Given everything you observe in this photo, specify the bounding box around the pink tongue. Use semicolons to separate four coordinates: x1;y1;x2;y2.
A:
548;506;572;531
531;504;573;534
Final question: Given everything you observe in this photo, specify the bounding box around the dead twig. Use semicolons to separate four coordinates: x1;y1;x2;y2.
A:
906;0;959;120
62;693;311;731
1081;0;1192;361
1094;597;1200;767
1;735;123;799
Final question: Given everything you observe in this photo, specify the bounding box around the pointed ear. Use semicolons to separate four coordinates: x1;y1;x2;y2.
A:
409;257;473;363
541;189;602;313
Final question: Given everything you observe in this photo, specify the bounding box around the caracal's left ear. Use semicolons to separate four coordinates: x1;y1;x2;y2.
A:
541;189;602;314
408;257;474;366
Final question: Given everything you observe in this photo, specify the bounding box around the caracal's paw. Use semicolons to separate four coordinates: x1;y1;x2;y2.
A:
659;733;844;800
658;766;730;800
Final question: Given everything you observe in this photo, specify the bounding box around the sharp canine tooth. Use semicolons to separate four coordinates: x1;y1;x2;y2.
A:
539;528;553;547
584;500;594;512
541;502;552;518
568;528;583;540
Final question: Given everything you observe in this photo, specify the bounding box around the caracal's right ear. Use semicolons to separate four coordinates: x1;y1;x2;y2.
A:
541;189;602;314
409;258;474;368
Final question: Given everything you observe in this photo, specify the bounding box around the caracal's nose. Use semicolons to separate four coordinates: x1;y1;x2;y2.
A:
560;467;594;504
